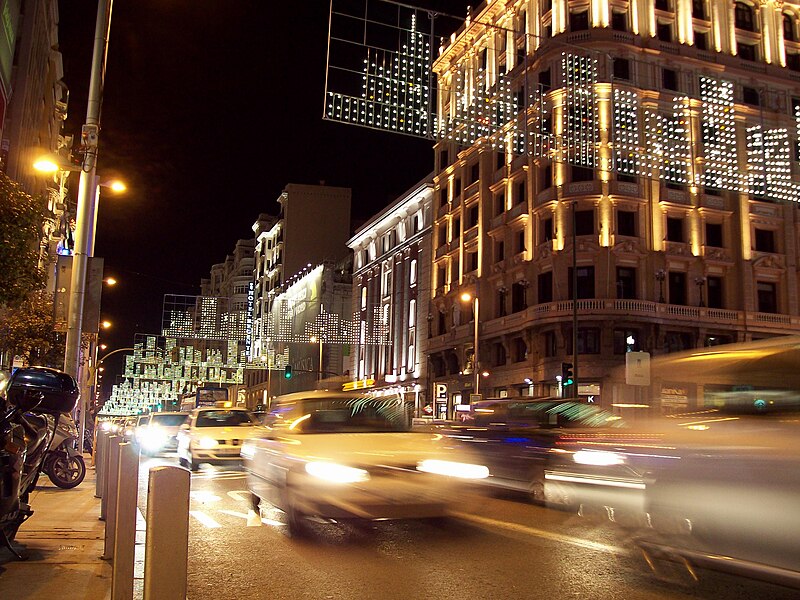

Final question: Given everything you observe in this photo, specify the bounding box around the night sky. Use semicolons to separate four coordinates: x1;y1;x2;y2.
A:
56;0;468;383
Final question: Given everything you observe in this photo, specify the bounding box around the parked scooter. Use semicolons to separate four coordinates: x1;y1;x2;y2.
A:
42;413;86;489
0;366;79;558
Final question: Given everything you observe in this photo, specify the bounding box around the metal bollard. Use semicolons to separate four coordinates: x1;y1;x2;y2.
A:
101;433;119;521
102;435;123;560
143;466;190;600
112;442;139;600
95;430;109;499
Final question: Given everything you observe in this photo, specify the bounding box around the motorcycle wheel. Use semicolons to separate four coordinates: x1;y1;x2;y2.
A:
46;454;86;489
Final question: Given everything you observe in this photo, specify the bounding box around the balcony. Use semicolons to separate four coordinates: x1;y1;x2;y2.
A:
564;180;601;198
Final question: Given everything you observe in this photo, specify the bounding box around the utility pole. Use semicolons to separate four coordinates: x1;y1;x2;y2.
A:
571;200;579;398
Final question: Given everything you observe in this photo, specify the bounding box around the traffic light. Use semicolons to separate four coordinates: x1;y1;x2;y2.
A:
561;362;574;386
284;365;293;379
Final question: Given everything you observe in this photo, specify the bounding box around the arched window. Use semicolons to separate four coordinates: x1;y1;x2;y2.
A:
784;13;796;42
735;2;755;31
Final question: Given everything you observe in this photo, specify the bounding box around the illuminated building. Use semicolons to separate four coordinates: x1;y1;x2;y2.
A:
423;0;800;414
346;175;434;417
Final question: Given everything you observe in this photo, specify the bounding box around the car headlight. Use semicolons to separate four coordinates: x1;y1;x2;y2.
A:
572;450;624;466
140;428;168;451
305;462;370;484
100;421;112;431
197;436;218;450
417;459;490;480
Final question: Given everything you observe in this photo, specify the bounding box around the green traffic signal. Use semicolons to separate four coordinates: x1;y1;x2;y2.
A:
561;362;574;386
284;365;293;379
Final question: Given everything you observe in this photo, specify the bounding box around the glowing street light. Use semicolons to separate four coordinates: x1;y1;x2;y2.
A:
104;277;117;286
101;320;112;329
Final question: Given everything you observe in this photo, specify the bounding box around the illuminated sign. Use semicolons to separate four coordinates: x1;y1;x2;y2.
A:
342;379;375;391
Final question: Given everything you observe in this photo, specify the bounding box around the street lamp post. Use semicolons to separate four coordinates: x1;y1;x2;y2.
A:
63;0;113;454
655;269;666;303
460;288;480;397
695;276;706;307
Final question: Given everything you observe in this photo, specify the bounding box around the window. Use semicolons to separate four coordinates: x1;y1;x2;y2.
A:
541;165;552;190
495;240;505;263
470;162;480;184
437;222;447;247
784;13;796;42
705;222;723;248
512;281;528;312
542;217;554;242
570;11;589;31
454;178;462;198
575;210;594;236
439;149;449;169
655;0;671;10
657;22;673;41
572;165;594;182
467;251;479;272
613;58;631;80
668;271;687;305
788;53;800;72
493;343;507;367
662;68;679;91
707;275;723;308
539;68;551;92
361;286;367;310
496;151;506;169
544;331;557;357
513;338;527;362
617;210;636;237
611;11;627;31
409;259;417;285
438;188;448;208
757;281;777;313
568;266;595;299
436;265;446;289
692;0;707;19
496;287;507;317
515;180;526;205
538;271;553;303
567;328;601;354
742;86;760;106
738;43;756;61
666;217;684;242
494;193;505;216
664;331;694;353
452;216;461;240
735;2;755;31
515;229;526;254
617;267;637;299
618;172;637;183
613;329;640;354
695;31;709;50
467;204;479;228
754;228;775;252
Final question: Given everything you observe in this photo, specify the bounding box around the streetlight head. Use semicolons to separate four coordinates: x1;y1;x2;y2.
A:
104;277;117;286
33;158;60;173
460;292;472;303
481;370;490;378
310;335;317;343
100;344;108;350
101;320;112;329
104;179;127;193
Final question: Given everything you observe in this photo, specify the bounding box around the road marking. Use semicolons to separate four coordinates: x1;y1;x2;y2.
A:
217;509;264;527
227;490;249;503
190;491;221;503
189;510;222;528
191;471;246;481
453;512;625;555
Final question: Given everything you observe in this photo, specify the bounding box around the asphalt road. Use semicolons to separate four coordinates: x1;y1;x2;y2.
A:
135;455;800;600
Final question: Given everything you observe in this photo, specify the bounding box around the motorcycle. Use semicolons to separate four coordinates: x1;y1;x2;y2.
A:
42;414;86;489
0;366;79;558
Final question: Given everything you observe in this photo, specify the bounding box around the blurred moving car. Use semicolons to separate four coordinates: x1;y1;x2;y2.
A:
576;336;800;589
436;398;639;507
242;390;490;536
137;411;187;456
176;406;262;471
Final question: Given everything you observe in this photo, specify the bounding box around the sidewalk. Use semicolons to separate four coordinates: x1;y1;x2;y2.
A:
0;458;114;599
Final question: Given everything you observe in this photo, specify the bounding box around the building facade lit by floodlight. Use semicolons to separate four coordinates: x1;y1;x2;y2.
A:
424;0;800;416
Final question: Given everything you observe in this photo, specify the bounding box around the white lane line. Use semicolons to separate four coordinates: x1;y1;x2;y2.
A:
452;512;625;555
189;510;222;528
190;491;221;503
227;490;249;503
217;509;263;527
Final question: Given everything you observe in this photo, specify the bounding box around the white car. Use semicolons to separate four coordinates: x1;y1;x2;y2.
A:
242;391;490;536
137;411;187;456
176;407;263;471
